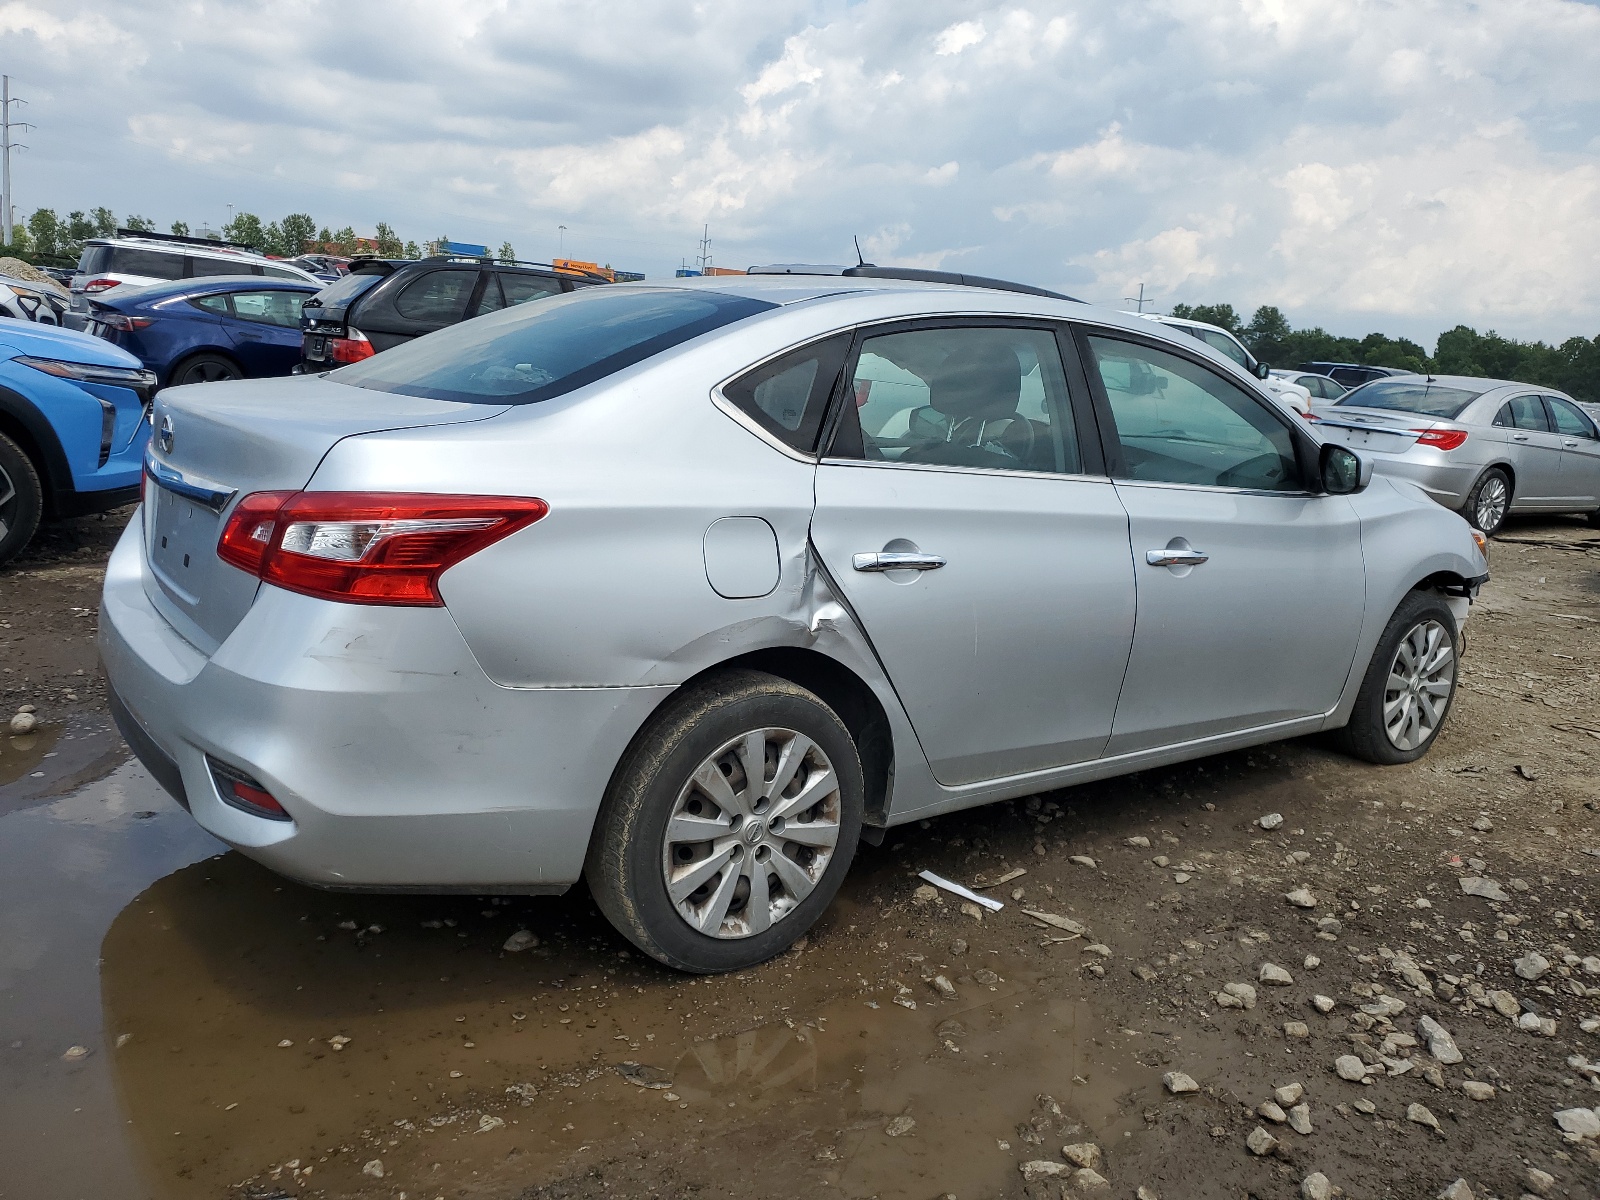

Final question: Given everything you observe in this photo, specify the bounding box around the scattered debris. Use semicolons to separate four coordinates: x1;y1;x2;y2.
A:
616;1062;673;1089
1021;909;1087;935
1163;1071;1200;1095
884;1114;916;1137
1246;1126;1278;1155
1458;876;1510;902
1258;813;1285;830
917;870;1003;912
502;930;539;953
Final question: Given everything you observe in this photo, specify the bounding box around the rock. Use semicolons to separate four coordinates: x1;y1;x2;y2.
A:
1083;943;1112;957
1335;1055;1369;1081
1471;815;1493;832
1134;965;1159;982
1517;1012;1557;1037
1125;836;1151;848
1302;1172;1332;1200
885;1114;916;1137
1304;954;1322;970
1258;813;1284;830
1460;1081;1495;1101
1152;855;1170;867
1217;982;1257;1010
1420;1063;1446;1089
1020;1160;1068;1181
60;1045;90;1062
1069;855;1097;868
912;884;939;904
927;974;957;999
1363;995;1406;1018
327;1035;351;1051
1514;952;1551;981
1260;963;1294;987
476;1114;504;1132
362;1159;384;1178
1312;994;1336;1013
1582;1017;1600;1033
1583;955;1600;975
960;901;984;922
1553;1107;1600;1139
1523;1166;1555;1195
1284;1021;1310;1039
502;930;539;953
1062;1142;1102;1170
9;712;37;734
1418;1017;1464;1064
1407;1102;1441;1132
950;938;968;955
1487;989;1520;1018
616;1061;674;1089
1275;1082;1305;1106
1288;1103;1313;1135
1353;1098;1377;1115
1246;1126;1278;1155
1137;1188;1161;1200
1163;1070;1200;1094
1258;1101;1287;1123
1459;876;1510;901
1286;888;1316;908
1437;1181;1474;1200
1021;909;1087;935
1072;1167;1110;1191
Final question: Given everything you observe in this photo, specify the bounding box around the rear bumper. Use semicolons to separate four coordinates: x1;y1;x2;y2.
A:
1361;452;1481;509
97;517;673;891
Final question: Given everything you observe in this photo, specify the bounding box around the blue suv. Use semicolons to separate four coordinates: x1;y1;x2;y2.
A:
0;322;154;565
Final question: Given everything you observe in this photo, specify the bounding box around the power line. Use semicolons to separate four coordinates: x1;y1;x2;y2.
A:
1124;282;1154;313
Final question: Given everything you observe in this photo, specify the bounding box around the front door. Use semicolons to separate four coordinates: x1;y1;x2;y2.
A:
1545;395;1600;507
810;321;1137;786
1493;393;1564;505
1077;329;1366;755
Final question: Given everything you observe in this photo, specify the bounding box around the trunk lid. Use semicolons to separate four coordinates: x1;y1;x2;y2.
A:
1308;404;1446;455
142;374;507;652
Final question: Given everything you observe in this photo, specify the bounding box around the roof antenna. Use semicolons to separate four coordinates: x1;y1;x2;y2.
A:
853;235;867;267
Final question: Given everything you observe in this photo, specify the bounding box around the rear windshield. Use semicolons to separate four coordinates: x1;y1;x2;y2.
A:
302;270;384;315
1336;379;1482;418
334;288;776;405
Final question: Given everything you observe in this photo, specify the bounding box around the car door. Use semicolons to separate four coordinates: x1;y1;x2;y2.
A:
1492;393;1563;505
809;320;1137;786
224;288;314;377
361;266;481;350
1545;395;1600;507
1076;328;1366;755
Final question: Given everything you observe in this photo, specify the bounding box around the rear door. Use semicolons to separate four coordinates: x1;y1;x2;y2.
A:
223;288;314;377
809;320;1136;786
1077;327;1365;754
498;271;566;308
1493;393;1563;504
358;266;481;350
1545;395;1600;506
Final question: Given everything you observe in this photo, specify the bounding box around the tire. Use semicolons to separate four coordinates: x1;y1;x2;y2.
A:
1331;590;1459;765
170;353;243;386
586;669;864;973
1587;509;1600;529
0;431;45;568
1464;467;1511;536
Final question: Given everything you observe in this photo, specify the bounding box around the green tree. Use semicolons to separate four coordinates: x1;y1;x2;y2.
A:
1;223;31;256
90;206;117;237
278;213;316;256
402;240;421;259
1170;302;1243;335
1241;305;1292;363
374;221;404;257
123;214;156;233
330;225;357;254
497;241;516;265
170;220;190;237
222;212;270;252
27;209;61;260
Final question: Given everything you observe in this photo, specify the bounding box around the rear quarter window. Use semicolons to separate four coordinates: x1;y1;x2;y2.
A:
394;270;478;323
721;334;851;454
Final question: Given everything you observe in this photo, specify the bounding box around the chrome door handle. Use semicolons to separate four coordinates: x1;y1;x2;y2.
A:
1564;440;1580;447
1146;548;1209;567
853;551;946;572
1511;434;1530;441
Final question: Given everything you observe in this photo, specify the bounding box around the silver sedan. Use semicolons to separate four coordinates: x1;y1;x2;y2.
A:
1311;375;1600;535
101;272;1488;972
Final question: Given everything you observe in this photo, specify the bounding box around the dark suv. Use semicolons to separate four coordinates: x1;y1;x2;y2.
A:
298;256;605;370
1299;362;1414;388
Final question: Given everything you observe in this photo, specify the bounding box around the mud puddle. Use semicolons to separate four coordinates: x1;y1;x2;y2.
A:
1;711;129;815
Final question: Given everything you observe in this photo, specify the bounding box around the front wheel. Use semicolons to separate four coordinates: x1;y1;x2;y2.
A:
1331;591;1459;765
171;353;242;386
0;431;45;567
1465;467;1511;536
586;670;864;973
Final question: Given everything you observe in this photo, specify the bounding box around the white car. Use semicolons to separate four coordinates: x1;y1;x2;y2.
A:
68;232;320;327
1134;313;1314;416
0;273;71;324
1273;368;1349;402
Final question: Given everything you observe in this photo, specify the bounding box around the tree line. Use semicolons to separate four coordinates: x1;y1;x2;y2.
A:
1172;303;1600;404
1;207;518;268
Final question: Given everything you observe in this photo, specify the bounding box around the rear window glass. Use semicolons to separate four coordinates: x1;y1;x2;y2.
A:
1336;379;1482;418
335;288;775;405
303;270;383;314
190;256;260;278
81;246;186;279
394;269;477;323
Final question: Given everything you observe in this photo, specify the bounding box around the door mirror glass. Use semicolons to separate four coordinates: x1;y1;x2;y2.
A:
1320;443;1368;494
1255;360;1272;380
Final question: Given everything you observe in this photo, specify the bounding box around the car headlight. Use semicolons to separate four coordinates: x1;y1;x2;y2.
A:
13;354;157;400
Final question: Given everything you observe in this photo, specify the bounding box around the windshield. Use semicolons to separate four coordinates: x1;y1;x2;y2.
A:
1336;379;1482;418
334;287;776;405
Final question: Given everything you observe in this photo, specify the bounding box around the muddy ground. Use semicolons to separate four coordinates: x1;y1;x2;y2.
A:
1;510;1598;1200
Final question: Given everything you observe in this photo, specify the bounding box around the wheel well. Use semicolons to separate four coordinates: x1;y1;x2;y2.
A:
1413;570;1475;597
688;648;895;826
1477;461;1515;496
0;405;64;517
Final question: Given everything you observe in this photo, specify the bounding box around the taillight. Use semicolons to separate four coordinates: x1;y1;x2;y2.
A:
82;278;119;294
97;314;153;331
208;757;291;821
327;329;375;363
1413;427;1468;451
217;492;548;606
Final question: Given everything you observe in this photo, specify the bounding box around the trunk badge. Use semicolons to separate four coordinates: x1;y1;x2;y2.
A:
156;415;174;454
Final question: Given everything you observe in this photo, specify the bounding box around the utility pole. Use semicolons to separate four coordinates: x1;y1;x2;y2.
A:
696;224;712;274
2;76;34;248
1123;282;1153;313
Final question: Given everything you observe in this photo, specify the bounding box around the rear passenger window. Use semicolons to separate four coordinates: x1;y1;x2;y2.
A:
230;290;305;328
1495;396;1550;431
501;273;563;306
106;247;185;278
190;256;259;277
722;335;851;454
394;270;476;323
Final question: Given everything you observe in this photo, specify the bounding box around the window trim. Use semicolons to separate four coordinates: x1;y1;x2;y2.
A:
225;288;307;329
815;314;1108;480
1498;393;1552;433
1071;320;1320;496
710;330;857;464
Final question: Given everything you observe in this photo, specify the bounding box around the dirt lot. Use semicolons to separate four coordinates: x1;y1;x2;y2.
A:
1;509;1598;1200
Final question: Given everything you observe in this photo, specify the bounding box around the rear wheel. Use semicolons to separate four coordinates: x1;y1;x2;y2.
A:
1465;467;1511;536
586;669;864;973
171;353;242;386
1332;590;1459;765
0;431;44;568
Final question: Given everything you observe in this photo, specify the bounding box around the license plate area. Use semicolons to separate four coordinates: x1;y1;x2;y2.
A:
306;335;327;359
147;481;223;604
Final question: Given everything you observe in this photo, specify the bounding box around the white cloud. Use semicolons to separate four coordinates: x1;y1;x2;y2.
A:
2;0;1598;341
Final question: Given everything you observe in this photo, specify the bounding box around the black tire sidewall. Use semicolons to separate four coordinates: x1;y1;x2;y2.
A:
593;676;864;973
1348;592;1459;764
0;432;44;567
1466;468;1510;535
174;354;241;385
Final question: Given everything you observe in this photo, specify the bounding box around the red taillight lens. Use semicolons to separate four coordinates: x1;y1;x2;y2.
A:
97;314;153;331
217;492;548;606
1413;427;1468;451
327;329;375;363
82;278;119;294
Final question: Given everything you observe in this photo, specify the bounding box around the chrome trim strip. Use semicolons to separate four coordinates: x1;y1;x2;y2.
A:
142;450;237;513
819;457;1111;485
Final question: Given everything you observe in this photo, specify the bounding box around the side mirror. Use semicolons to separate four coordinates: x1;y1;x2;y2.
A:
1320;443;1372;495
1255;360;1272;380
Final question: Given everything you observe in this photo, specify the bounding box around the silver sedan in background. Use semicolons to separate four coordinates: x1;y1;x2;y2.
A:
101;272;1488;973
1311;375;1600;535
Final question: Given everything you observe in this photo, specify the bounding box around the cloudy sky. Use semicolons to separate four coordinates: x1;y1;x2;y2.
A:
4;0;1599;344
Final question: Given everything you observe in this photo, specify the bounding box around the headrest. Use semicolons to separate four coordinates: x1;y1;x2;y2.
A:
929;344;1022;420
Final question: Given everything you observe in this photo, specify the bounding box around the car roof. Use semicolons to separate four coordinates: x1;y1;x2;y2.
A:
1138;313;1239;339
1335;375;1571;400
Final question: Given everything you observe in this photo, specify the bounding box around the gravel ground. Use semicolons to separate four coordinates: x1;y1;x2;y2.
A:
1;509;1597;1200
